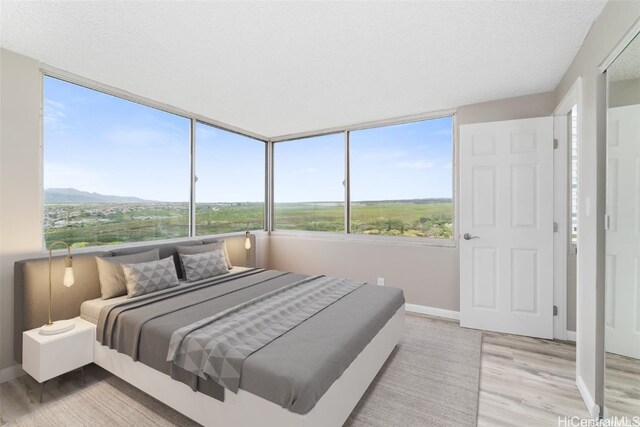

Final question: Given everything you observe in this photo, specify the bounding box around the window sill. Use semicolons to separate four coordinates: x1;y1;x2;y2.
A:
44;230;268;255
269;230;457;248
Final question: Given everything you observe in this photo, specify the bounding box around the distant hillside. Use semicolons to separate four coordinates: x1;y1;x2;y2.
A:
44;188;156;204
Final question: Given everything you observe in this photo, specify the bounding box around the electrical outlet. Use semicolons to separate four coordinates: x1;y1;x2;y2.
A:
377;277;384;286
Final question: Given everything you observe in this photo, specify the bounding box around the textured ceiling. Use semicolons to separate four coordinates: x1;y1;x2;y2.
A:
608;34;640;82
1;1;607;138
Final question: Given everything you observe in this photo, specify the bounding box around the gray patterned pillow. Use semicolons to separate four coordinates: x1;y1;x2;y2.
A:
180;249;229;282
177;240;232;271
122;256;179;298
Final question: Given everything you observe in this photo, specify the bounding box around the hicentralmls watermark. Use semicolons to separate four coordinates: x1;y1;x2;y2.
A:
558;416;640;427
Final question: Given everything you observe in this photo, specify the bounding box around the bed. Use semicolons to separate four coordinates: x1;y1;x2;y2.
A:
15;236;405;427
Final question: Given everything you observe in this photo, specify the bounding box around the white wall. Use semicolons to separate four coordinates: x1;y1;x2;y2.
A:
0;49;43;372
269;235;460;311
553;0;640;416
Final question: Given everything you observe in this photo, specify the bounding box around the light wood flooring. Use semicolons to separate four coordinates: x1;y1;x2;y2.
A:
1;314;638;426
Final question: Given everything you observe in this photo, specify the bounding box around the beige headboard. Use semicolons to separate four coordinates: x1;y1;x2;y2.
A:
13;234;256;363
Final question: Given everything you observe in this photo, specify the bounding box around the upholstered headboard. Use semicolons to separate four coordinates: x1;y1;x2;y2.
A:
14;235;256;363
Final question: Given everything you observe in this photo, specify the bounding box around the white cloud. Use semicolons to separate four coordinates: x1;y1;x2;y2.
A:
353;148;407;162
294;167;318;175
43;99;68;133
104;128;182;148
396;160;434;170
44;162;107;193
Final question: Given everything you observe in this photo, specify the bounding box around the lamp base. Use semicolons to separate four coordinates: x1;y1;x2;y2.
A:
39;320;75;335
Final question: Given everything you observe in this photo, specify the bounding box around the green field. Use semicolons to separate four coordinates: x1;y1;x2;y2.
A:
44;199;453;248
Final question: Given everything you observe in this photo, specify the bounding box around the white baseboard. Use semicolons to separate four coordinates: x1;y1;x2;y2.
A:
565;330;576;342
576;375;600;419
405;303;460;321
0;364;25;383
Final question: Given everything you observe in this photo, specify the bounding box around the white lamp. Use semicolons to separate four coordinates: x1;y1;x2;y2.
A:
40;241;76;335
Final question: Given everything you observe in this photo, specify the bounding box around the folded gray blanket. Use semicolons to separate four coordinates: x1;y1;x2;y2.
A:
167;275;364;392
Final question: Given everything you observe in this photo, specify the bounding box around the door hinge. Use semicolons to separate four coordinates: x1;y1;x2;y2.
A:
553;139;559;149
553;305;558;316
604;214;611;230
553;222;558;232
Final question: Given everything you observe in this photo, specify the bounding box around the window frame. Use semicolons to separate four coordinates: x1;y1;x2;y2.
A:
193;120;267;236
272;131;347;234
41;66;458;250
269;110;458;247
40;67;269;251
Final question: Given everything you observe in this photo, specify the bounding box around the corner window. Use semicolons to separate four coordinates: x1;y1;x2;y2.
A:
274;134;345;232
195;122;265;234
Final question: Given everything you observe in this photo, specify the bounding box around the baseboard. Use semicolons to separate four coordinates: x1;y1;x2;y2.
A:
565;330;576;342
0;364;25;383
405;303;460;321
576;375;600;419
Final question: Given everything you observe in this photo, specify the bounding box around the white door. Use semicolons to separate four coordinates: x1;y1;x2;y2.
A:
460;117;554;339
605;104;640;359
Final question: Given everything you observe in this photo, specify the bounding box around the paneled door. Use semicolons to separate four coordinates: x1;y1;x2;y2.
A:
460;117;554;338
605;104;640;359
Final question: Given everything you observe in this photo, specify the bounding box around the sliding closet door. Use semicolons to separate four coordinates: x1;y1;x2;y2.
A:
605;104;640;359
460;117;554;339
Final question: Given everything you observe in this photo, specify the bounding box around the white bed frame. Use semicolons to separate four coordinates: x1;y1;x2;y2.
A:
93;306;405;427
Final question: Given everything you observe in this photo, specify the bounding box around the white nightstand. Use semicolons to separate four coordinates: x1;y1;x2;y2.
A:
23;317;95;401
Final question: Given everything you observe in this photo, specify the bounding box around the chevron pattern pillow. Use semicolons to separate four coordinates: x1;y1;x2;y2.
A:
122;256;179;298
180;249;229;282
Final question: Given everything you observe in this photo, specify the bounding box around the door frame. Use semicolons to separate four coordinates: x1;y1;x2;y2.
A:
553;77;583;342
553;78;583;340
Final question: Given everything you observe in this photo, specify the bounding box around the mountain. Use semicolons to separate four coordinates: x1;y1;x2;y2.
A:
44;188;157;204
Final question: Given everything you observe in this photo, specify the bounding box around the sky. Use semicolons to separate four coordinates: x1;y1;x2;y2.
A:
45;76;452;203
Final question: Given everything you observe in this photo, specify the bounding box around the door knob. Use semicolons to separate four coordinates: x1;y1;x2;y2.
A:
463;233;479;240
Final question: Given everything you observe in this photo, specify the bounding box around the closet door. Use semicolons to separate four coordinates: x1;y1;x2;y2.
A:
605;104;640;359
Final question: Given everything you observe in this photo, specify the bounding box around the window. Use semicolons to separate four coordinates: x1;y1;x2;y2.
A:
570;104;578;246
43;77;191;248
271;116;454;239
195;122;265;234
274;134;345;232
350;117;454;238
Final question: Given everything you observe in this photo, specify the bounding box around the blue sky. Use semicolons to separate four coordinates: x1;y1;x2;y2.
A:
45;76;452;203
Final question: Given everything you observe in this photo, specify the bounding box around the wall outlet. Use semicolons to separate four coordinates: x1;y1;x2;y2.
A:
377;277;385;286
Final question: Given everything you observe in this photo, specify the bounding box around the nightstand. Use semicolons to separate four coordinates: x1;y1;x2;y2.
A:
23;317;95;401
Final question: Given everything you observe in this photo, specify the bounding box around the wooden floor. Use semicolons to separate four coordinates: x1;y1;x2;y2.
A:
605;351;640;419
477;330;588;426
1;314;638;426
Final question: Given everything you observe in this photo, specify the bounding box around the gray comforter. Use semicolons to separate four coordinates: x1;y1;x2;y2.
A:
97;269;404;414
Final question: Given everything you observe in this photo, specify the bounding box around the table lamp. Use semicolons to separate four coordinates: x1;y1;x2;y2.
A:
40;241;75;335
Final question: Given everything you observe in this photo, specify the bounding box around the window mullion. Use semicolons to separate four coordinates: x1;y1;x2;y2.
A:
266;140;273;231
344;131;351;234
190;119;197;237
